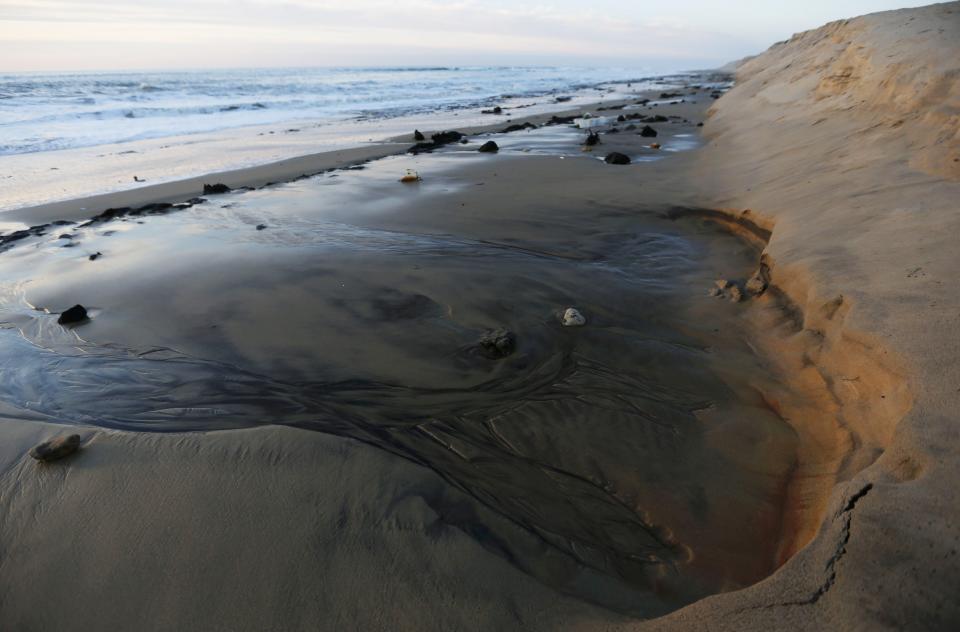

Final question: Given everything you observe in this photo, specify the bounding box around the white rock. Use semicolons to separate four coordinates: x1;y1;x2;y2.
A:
561;308;587;327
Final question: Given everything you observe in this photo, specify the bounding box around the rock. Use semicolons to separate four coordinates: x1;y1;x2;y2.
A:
660;92;683;99
625;124;637;131
728;285;744;303
547;115;578;126
715;279;733;290
555;96;572;103
408;131;465;154
482;106;503;114
606;127;620;134
604;152;631;165
477;329;516;359
414;129;425;141
617;114;626;122
256;224;268;231
88;252;102;261
584;131;601;146
202;183;231;194
29;434;81;462
57;304;88;325
650;143;662;149
502;122;537;133
696;122;704;127
639;125;658;137
478;141;499;153
432;131;464;144
709;287;723;297
561;308;587;327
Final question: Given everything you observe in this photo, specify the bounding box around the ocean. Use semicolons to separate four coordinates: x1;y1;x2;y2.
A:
0;65;671;156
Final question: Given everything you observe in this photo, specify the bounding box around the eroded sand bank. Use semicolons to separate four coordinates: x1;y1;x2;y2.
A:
1;4;958;629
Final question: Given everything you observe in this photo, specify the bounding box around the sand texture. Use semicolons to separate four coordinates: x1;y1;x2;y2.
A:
1;4;958;631
651;3;960;629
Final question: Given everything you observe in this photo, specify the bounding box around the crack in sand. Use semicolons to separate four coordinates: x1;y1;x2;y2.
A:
735;482;874;612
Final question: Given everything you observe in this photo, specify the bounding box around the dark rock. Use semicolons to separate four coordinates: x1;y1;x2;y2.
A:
584;131;601;147
482;106;503;114
697;122;704;127
646;115;669;123
625;124;637;131
414;129;425;141
408;131;465;154
478;141;499;153
202;183;231;194
432;131;464;144
477;329;516;359
606;127;620;134
546;115;577;126
555;96;572;103
29;434;81;462
639;125;658;138
256;224;268;231
89;252;102;261
660;92;683;98
502;122;537;133
616;114;626;122
58;304;88;325
604;152;631;165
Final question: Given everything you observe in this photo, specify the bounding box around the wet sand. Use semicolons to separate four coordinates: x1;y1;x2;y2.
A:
3;17;954;625
0;78;819;625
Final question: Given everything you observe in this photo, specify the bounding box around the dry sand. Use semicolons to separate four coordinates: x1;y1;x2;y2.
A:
1;3;958;630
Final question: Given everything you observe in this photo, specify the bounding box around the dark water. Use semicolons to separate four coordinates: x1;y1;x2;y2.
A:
0;131;796;615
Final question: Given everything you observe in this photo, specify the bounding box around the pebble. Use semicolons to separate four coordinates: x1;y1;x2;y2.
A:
561;308;587;327
29;434;81;462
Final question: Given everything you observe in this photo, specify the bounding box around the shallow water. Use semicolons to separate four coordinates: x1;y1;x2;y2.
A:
0;126;794;616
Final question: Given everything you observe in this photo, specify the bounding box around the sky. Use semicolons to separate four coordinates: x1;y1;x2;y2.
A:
0;0;937;72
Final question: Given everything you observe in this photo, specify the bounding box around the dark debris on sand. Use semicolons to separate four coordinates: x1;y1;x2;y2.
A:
57;304;89;325
408;131;466;154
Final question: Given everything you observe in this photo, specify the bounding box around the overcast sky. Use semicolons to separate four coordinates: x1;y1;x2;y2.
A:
0;0;935;72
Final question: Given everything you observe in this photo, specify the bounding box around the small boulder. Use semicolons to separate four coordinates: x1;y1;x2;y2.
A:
482;106;503;115
604;152;631;165
584;131;601;147
639;125;658;138
650;143;662;149
256;224;268;231
88;252;102;261
477;329;516;359
57;304;88;325
414;129;425;141
478;141;499;153
561;308;587;327
202;183;231;194
30;434;81;462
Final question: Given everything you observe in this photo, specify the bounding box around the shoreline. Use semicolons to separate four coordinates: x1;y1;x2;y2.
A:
1;4;958;629
0;72;727;215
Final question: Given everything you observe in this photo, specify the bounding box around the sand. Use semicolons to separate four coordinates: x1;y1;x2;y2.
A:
1;4;958;630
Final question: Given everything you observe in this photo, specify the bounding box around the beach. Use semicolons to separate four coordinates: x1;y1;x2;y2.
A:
1;3;959;630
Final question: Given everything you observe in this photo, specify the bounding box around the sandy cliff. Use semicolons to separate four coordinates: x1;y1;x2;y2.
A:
653;3;960;629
